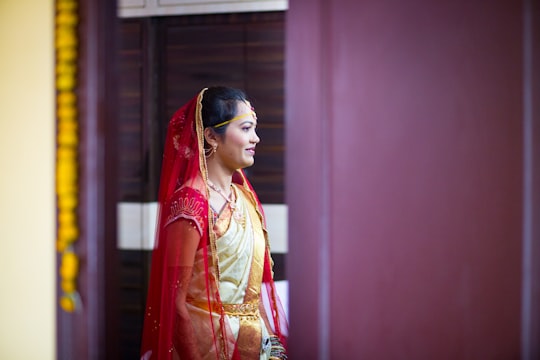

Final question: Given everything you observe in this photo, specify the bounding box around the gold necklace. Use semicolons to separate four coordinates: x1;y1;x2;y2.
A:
207;180;234;207
207;180;244;225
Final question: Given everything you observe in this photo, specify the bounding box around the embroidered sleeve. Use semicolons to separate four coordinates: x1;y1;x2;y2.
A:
164;187;208;237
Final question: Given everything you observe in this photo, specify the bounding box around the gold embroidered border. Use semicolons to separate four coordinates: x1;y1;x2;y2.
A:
234;188;266;358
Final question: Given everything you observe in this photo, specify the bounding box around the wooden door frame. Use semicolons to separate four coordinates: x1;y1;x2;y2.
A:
522;0;540;358
56;0;119;359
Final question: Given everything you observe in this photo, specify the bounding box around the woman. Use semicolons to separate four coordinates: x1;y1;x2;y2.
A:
140;87;288;360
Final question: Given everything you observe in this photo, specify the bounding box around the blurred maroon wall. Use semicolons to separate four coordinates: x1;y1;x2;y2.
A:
286;0;535;358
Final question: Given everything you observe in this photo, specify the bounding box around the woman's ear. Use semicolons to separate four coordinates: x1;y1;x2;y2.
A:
204;127;219;147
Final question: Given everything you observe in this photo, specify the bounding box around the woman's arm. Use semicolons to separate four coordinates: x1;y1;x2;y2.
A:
165;220;203;360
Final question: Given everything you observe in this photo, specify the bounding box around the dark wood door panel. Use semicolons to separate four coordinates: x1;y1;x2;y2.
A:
117;12;286;359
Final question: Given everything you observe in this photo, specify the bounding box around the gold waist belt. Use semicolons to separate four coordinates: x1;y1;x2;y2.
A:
188;299;260;320
222;302;259;319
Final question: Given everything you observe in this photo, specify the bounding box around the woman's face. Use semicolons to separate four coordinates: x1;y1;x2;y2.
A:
214;101;260;171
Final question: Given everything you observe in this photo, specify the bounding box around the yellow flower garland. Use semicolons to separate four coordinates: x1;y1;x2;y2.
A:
55;0;80;313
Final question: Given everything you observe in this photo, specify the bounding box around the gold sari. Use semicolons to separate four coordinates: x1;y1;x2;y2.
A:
185;184;271;359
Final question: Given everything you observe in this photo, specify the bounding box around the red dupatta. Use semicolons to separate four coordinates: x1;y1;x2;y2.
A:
140;89;288;359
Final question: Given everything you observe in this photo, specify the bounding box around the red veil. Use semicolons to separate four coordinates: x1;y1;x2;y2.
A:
140;89;288;359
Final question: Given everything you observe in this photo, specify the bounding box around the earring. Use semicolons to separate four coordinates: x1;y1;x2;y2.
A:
204;144;217;158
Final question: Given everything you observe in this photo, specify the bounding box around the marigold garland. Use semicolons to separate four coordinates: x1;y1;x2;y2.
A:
55;0;80;313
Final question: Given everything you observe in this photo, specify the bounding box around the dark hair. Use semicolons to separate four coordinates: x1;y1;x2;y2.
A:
201;86;248;135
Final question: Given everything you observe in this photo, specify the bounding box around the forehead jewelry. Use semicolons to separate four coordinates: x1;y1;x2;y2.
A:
213;108;257;128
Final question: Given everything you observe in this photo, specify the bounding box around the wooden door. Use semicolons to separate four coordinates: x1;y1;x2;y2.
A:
117;12;286;358
286;0;540;358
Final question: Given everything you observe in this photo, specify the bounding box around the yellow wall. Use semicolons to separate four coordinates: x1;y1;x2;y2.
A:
0;0;56;358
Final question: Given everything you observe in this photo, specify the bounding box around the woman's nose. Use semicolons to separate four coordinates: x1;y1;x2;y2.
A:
252;131;260;143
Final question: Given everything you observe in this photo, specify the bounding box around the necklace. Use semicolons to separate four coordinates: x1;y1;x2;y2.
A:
207;180;234;207
207;180;244;224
